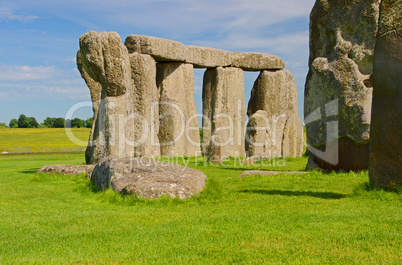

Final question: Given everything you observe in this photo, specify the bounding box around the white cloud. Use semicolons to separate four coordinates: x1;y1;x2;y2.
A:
44;85;91;100
0;65;58;80
0;81;90;101
0;64;90;101
106;0;315;36
0;8;39;22
194;31;309;54
3;0;315;36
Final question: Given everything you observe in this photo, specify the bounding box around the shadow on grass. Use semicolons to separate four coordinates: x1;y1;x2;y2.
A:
20;168;38;174
352;182;402;196
240;189;346;199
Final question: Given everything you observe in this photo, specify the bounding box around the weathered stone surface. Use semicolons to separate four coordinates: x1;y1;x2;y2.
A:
128;53;161;158
248;70;297;117
78;31;160;164
247;70;302;158
206;135;224;164
76;50;102;164
76;51;102;104
246;110;271;157
156;62;201;156
305;0;381;171
202;67;246;157
125;35;187;62
37;164;95;177
232;52;285;71
282;113;304;157
91;156;207;199
78;31;132;164
79;31;131;97
185;45;232;68
369;0;402;188
124;35;284;71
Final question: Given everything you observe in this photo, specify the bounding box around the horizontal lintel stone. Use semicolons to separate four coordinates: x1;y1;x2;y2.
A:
124;35;284;70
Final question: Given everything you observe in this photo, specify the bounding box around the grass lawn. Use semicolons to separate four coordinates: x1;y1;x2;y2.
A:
0;153;401;264
0;128;90;153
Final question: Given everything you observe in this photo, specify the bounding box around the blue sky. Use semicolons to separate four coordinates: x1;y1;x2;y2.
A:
0;0;316;125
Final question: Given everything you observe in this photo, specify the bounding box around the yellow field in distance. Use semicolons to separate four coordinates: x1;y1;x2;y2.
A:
0;128;90;153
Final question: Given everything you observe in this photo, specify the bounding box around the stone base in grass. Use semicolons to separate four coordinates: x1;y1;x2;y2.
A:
37;164;95;177
90;156;207;200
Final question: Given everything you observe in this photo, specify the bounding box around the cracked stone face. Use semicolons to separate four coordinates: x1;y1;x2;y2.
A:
304;0;381;171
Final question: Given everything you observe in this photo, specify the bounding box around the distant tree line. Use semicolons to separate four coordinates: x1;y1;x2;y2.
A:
8;114;39;128
8;114;93;128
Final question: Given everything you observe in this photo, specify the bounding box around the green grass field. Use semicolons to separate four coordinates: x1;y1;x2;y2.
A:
0;128;90;153
0;151;401;264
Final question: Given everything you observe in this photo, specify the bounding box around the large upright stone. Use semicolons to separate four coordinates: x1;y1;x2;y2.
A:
128;53;160;158
246;110;271;157
78;31;160;164
78;31;131;164
247;70;302;158
282;113;304;157
156;62;201;156
304;0;381;171
369;0;402;188
76;50;102;163
202;67;246;157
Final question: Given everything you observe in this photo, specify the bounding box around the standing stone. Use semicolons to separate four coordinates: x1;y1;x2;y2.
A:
206;135;223;164
246;110;271;157
78;31;160;164
247;70;302;158
282;113;304;157
156;62;201;156
305;0;381;171
369;0;402;188
76;50;102;163
202;67;246;158
128;53;160;158
78;31;132;164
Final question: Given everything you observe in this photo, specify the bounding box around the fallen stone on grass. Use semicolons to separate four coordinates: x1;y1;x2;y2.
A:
239;170;307;178
90;156;207;199
37;164;95;177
